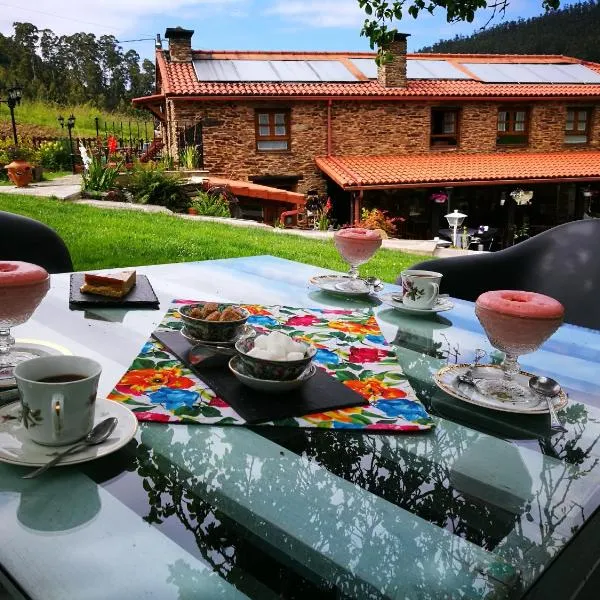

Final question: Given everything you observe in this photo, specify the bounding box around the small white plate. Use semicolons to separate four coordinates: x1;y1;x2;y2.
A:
434;364;568;414
229;355;316;394
380;293;454;315
0;398;138;467
309;274;372;297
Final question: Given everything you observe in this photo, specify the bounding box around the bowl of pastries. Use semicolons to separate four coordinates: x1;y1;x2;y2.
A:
178;302;249;342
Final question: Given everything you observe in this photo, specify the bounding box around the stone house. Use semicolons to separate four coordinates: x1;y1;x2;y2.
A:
134;27;600;243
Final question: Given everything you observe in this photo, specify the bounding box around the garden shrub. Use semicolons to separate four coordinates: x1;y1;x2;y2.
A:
356;208;399;237
38;140;72;171
82;156;121;191
127;164;189;212
191;191;231;217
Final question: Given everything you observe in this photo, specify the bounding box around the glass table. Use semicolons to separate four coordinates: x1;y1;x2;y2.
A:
1;256;599;600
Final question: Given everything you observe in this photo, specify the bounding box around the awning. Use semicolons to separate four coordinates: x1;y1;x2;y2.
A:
205;177;305;206
316;151;600;190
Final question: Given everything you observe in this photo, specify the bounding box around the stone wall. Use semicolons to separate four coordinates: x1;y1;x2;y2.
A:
168;98;600;192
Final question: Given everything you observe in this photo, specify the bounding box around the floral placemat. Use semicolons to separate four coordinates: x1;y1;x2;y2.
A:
107;301;434;432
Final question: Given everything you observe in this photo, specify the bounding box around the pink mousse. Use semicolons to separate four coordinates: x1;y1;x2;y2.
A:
0;261;50;323
334;228;382;264
475;290;564;355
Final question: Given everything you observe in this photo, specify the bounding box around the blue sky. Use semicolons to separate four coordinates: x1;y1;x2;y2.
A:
0;1;577;61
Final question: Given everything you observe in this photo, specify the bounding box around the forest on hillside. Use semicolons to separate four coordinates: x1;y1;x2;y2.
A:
0;22;155;112
420;0;600;62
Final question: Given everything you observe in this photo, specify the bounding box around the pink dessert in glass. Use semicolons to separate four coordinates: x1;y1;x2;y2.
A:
475;290;564;402
0;261;50;367
333;228;382;292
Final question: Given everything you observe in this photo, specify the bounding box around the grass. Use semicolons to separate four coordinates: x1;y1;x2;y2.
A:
0;194;424;280
0;100;150;138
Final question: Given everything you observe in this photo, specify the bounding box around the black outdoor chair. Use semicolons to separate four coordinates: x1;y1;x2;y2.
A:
0;211;73;274
402;219;600;330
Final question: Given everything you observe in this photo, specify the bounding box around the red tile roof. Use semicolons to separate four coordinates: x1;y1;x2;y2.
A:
315;151;600;189
154;50;600;100
205;177;305;205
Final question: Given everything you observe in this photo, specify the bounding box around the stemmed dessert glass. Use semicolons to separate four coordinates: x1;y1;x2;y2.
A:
333;228;382;292
0;264;50;368
474;290;564;403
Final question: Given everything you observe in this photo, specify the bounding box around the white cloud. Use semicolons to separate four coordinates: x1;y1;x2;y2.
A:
0;0;246;38
265;1;365;28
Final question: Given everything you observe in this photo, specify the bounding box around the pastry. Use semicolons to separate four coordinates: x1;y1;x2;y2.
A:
80;270;136;298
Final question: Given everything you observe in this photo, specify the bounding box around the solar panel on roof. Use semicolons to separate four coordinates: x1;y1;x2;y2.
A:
193;59;358;82
306;60;357;81
349;58;470;80
462;62;600;83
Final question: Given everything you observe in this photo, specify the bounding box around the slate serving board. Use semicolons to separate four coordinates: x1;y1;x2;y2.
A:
152;330;368;425
69;273;160;310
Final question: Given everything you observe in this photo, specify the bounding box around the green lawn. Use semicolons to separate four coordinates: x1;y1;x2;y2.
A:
0;100;149;138
0;194;424;280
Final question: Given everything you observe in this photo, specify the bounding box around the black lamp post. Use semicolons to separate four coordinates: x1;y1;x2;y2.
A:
59;114;77;174
0;84;23;145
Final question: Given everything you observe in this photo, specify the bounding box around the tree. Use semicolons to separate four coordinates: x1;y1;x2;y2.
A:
358;0;562;61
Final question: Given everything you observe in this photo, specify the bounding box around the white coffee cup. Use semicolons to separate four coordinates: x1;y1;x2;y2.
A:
400;270;443;309
14;356;102;446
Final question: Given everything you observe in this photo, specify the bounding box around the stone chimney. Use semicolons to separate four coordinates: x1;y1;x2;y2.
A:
164;27;194;62
377;32;410;88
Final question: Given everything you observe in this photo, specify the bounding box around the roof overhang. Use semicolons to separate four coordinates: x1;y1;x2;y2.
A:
132;93;166;122
316;151;600;190
206;177;305;206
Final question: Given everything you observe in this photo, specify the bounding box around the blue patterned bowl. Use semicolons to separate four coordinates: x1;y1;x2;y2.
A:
178;303;249;342
235;335;316;381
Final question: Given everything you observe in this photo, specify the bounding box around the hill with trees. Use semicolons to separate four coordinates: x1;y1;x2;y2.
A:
419;0;600;62
0;22;154;113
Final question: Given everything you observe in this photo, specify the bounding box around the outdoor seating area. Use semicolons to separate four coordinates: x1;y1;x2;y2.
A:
1;215;600;600
4;7;600;599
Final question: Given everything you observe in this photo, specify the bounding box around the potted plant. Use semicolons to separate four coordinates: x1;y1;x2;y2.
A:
4;146;34;187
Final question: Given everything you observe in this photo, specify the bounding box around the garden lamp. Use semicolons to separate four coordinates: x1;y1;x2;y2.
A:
1;83;23;145
57;115;64;129
444;209;467;248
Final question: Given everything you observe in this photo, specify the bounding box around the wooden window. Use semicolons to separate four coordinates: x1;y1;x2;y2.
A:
497;109;529;146
565;108;591;145
255;110;290;151
430;108;459;148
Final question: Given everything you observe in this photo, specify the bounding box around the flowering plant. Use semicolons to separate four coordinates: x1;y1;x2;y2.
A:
356;207;402;237
430;191;448;204
107;135;118;154
316;197;332;231
510;189;533;206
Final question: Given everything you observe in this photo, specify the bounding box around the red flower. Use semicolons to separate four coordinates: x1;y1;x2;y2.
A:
135;411;172;422
107;135;118;153
209;396;230;408
285;315;319;326
348;347;391;363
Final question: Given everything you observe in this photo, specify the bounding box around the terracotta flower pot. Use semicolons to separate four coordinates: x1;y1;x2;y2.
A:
5;160;33;187
188;207;198;215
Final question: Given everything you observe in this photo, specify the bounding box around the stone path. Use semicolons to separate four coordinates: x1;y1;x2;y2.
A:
1;174;81;200
4;174;480;257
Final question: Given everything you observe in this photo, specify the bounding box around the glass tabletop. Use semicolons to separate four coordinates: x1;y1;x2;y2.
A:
1;256;599;600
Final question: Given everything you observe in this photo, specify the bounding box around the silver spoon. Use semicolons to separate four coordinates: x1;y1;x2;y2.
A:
23;417;119;479
529;376;566;432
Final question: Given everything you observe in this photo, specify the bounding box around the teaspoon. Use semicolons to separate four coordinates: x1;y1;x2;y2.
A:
23;417;118;479
529;376;566;433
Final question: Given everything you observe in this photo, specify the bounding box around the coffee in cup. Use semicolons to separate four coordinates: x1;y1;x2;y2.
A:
400;270;443;309
14;355;102;446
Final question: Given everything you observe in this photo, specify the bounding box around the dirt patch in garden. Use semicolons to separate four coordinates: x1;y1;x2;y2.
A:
0;120;61;140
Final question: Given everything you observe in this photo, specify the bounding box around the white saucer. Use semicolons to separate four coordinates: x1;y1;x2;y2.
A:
380;293;454;315
229;355;316;394
434;364;568;414
309;274;373;297
0;398;138;467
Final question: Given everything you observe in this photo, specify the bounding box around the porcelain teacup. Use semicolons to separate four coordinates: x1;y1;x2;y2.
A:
14;355;101;446
400;270;443;309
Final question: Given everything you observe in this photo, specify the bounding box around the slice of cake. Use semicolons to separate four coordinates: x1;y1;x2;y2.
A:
80;270;136;298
